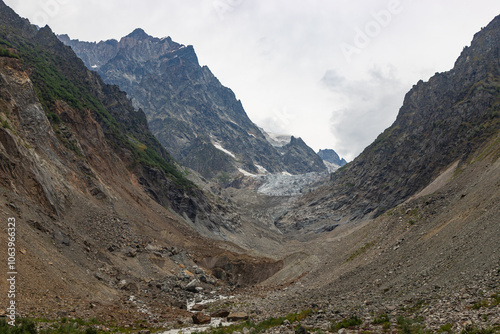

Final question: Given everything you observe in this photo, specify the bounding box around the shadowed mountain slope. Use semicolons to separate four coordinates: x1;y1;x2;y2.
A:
59;30;326;180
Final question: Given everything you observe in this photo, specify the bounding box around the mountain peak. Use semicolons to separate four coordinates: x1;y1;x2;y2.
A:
126;28;150;40
317;149;347;166
61;32;327;178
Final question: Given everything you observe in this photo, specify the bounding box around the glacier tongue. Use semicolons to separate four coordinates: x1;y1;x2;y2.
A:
256;171;328;197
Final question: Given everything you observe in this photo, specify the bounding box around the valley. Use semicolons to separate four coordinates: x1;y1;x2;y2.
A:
0;2;499;333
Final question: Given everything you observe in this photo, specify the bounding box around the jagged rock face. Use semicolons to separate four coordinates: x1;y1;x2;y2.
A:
277;14;500;231
317;149;347;166
60;29;326;179
0;2;241;234
277;136;327;174
317;148;347;173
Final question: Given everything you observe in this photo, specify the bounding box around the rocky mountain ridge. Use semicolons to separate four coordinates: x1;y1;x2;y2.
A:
317;148;347;166
59;30;326;180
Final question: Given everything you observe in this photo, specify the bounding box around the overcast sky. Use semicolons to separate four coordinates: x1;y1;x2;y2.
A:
4;0;500;161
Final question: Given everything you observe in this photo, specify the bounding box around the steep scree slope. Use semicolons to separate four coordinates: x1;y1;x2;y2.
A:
59;30;326;179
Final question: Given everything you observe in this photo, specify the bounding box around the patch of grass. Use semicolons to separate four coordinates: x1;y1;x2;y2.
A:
0;115;12;130
130;142;192;187
472;292;500;310
35;318;102;334
330;315;363;331
0;47;19;59
472;134;500;164
372;313;390;326
404;208;422;225
285;309;313;323
0;39;13;48
438;323;454;333
197;310;314;334
460;324;498;334
345;241;377;262
0;317;101;334
0;318;37;334
472;300;490;310
493;292;500;305
205;301;236;314
386;208;397;216
47;112;62;125
396;316;431;334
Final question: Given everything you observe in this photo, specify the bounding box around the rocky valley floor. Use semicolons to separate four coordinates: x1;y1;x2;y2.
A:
2;139;498;334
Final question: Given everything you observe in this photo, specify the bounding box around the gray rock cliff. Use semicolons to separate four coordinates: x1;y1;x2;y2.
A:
59;30;326;179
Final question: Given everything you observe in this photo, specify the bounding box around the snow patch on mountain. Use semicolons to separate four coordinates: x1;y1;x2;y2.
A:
260;128;292;147
323;161;342;173
238;168;255;177
255;164;269;174
213;142;236;158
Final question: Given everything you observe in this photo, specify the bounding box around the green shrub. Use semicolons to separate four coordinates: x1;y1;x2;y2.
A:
396;316;431;334
372;313;390;325
1;118;11;130
460;324;496;334
0;318;37;334
472;292;500;310
38;319;98;334
438;323;454;333
330;315;363;331
197;310;314;334
0;39;13;47
398;317;414;334
47;113;62;125
0;47;19;59
345;241;376;262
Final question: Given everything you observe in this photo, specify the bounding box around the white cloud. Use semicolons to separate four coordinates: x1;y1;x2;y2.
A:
322;65;406;160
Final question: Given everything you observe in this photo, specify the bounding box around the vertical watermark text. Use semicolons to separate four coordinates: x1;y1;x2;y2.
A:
6;217;17;326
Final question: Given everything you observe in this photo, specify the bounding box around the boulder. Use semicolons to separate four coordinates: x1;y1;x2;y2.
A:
122;246;137;257
192;313;211;325
227;312;249;321
184;279;201;292
191;304;208;311
295;326;308;334
210;309;230;318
